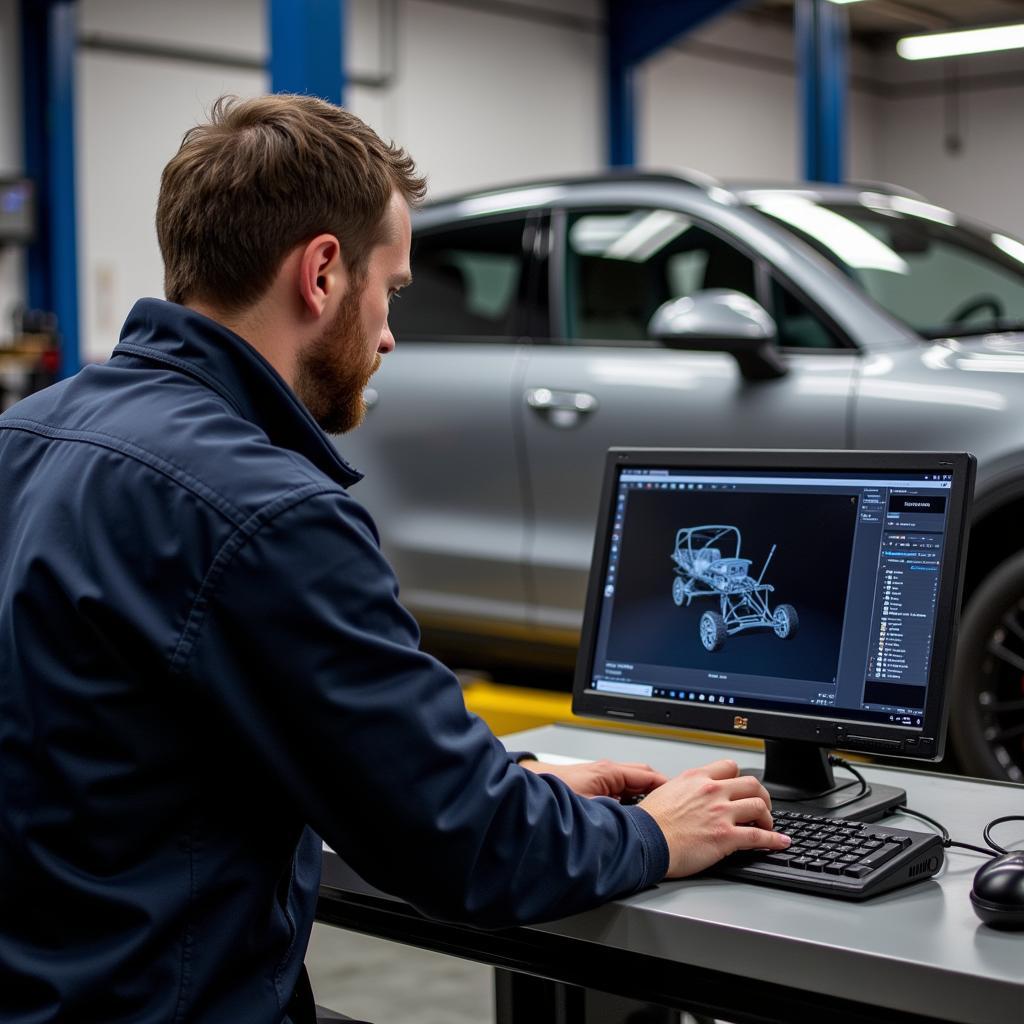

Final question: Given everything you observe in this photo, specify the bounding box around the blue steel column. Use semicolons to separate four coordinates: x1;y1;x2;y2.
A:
269;0;345;104
20;0;80;377
606;0;746;168
796;0;847;183
48;1;81;376
19;0;53;316
607;59;636;167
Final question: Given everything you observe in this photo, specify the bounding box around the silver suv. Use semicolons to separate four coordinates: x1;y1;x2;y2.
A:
340;172;1024;783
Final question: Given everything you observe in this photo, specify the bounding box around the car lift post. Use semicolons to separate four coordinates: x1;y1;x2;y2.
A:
796;0;849;183
20;0;81;378
605;0;744;168
269;0;345;105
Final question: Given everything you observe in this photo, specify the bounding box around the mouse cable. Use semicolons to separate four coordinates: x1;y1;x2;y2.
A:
898;808;1024;858
983;814;1024;855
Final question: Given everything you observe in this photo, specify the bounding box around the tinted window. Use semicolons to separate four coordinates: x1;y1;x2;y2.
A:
770;278;843;349
564;209;756;342
752;195;1024;338
391;217;528;340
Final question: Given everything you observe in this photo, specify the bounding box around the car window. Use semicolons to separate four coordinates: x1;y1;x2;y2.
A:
563;209;757;342
770;278;844;349
390;216;528;340
752;196;1024;339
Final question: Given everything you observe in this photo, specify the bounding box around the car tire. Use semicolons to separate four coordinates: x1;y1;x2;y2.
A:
672;576;686;607
773;604;798;640
950;552;1024;782
700;611;727;652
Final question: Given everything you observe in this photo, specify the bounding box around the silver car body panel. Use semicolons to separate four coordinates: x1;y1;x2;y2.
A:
339;179;1024;638
344;342;532;631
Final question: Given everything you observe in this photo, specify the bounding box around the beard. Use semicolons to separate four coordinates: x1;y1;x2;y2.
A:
294;282;381;435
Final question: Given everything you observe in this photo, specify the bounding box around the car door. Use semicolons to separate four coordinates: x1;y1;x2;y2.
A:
338;213;537;634
521;203;859;634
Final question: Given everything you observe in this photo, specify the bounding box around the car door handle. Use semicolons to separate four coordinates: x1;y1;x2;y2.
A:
525;388;598;428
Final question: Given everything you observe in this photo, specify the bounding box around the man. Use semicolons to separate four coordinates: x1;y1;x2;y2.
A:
0;95;788;1023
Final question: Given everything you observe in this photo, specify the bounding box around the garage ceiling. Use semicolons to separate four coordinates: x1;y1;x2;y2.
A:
755;0;1024;46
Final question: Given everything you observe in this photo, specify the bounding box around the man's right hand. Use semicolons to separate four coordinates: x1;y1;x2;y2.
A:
637;758;791;878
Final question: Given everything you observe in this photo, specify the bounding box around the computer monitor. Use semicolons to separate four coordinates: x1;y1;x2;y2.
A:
572;449;976;820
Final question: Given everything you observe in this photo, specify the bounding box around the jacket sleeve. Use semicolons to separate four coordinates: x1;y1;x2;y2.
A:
174;487;668;927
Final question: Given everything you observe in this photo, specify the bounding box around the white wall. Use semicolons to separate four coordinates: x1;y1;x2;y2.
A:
77;0;266;360
75;0;607;360
0;0;24;343
4;0;1018;361
875;50;1024;237
640;10;880;183
389;0;603;199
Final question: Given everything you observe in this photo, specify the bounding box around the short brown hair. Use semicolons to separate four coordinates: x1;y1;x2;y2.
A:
156;94;426;311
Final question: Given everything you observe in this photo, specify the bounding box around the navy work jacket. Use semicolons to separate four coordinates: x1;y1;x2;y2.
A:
0;299;668;1023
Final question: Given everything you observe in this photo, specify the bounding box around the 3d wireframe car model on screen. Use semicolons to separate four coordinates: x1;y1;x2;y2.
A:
671;525;798;652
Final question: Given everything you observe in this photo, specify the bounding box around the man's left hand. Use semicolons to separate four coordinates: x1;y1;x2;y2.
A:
520;758;667;801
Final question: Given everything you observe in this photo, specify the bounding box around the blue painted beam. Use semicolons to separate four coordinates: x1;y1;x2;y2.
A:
796;0;847;183
19;0;52;314
47;0;81;377
269;0;345;104
20;0;80;377
606;0;746;168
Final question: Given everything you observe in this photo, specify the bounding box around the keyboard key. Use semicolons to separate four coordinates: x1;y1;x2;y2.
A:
843;865;871;878
858;843;902;869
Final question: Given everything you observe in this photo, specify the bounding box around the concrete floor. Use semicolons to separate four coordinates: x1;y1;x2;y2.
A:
305;923;495;1024
305;924;716;1024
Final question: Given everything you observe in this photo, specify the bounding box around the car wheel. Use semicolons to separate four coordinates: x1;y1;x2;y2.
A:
950;552;1024;782
773;604;798;640
700;611;726;652
672;576;686;606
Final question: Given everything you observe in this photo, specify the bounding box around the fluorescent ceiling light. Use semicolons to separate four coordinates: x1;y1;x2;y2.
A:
755;197;909;273
898;23;1024;60
827;1;867;5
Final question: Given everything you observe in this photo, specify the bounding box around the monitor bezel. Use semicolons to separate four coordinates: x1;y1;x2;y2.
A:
571;448;976;763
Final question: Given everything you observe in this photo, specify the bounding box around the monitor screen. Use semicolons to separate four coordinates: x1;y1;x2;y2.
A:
572;449;975;818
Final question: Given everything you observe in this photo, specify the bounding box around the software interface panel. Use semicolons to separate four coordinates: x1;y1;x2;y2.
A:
589;467;955;731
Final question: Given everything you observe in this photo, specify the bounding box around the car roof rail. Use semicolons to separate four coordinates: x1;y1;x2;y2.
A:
844;179;929;201
426;168;728;208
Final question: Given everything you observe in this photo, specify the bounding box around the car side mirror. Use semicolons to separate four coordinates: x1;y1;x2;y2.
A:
647;289;786;381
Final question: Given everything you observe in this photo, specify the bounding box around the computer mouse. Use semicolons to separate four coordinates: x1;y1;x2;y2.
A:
969;851;1024;930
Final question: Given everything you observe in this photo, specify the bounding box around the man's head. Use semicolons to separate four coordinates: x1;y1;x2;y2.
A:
156;94;425;430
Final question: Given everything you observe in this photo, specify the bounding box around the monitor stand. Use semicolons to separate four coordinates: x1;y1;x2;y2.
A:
742;739;905;822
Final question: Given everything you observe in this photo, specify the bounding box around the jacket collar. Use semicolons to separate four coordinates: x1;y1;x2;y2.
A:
111;298;363;488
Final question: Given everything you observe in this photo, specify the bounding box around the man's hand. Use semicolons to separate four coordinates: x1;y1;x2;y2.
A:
520;758;667;800
637;758;790;878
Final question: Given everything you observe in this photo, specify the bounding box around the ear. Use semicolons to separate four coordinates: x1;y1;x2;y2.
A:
297;234;346;319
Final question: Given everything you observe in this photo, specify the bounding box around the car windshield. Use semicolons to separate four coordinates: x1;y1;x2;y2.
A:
748;191;1024;339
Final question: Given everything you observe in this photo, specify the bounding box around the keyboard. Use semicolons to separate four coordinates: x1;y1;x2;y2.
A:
709;809;945;899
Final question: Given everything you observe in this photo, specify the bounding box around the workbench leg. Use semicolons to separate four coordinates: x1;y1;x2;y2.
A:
494;969;680;1024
